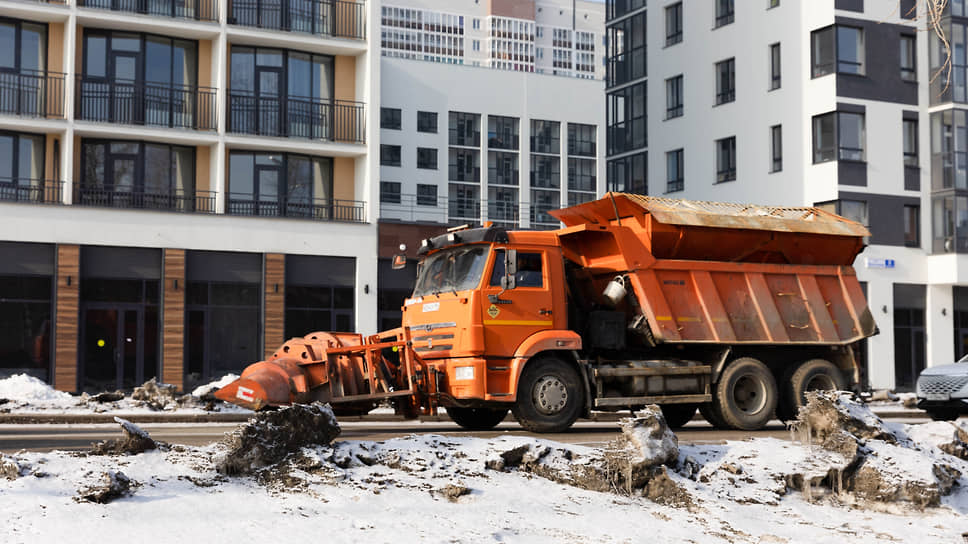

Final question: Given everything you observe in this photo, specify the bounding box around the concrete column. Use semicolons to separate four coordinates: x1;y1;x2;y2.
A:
480;113;488;224
356;252;379;335
519;117;530;229
866;280;896;390
927;284;954;369
560;121;568;207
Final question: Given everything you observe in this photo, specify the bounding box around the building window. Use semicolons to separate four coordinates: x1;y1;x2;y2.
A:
607;11;646;87
812;111;865;163
0;242;53;383
285;256;355;339
487;116;519;150
769;0;780;8
531;120;561;154
666;149;684;192
933;196;968;252
665;3;683;46
227;152;334;218
79;140;195;210
416;147;438;169
900;35;916;82
819;199;868;227
903;118;919;167
715;58;735;105
607;81;647;155
812;25;865;77
449;111;481;147
380;181;401;204
771;125;783;172
417;111;438;133
381;145;401;166
416;184;437;206
666;75;683;119
381;108;401;130
568;124;596;157
716;136;737;182
715;0;734;27
0;131;45;200
904;204;920;247
769;43;781;90
606;151;646;194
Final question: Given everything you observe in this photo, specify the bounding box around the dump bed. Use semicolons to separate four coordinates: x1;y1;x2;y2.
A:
549;193;876;346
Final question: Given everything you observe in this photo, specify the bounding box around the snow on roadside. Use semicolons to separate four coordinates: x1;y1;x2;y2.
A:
0;374;75;404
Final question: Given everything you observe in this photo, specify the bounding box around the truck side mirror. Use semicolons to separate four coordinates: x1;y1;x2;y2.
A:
502;249;517;290
391;253;407;270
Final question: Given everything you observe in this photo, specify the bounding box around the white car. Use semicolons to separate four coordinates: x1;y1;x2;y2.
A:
916;354;968;421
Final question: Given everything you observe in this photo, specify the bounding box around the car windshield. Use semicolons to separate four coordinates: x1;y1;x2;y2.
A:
412;245;490;297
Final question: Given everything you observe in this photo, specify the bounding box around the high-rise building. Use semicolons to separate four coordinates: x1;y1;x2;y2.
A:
0;0;380;392
374;0;606;330
380;0;606;80
604;0;646;194
605;0;960;391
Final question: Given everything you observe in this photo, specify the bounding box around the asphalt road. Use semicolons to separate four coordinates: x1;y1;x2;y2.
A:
0;416;938;454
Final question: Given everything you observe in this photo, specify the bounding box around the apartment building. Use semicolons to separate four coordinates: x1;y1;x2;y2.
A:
0;0;380;393
605;0;960;391
380;0;606;80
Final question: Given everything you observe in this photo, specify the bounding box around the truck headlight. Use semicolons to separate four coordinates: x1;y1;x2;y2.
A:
454;366;475;381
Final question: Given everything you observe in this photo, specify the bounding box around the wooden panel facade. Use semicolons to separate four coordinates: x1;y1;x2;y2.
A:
162;249;186;391
264;253;285;359
54;244;79;392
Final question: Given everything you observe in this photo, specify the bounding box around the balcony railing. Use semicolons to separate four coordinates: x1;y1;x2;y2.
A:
226;194;365;222
379;193;565;230
448;166;480;183
0;70;65;119
229;0;366;39
228;91;365;143
76;77;217;130
78;0;219;21
0;180;63;204
74;186;217;213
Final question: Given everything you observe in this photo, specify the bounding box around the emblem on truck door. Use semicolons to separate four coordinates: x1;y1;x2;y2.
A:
488;304;500;318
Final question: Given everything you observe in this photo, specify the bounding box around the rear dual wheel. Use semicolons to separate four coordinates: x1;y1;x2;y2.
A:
708;357;778;431
446;407;509;430
776;359;846;422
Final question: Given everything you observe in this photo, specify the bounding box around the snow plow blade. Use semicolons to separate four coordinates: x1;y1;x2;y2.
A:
214;329;435;416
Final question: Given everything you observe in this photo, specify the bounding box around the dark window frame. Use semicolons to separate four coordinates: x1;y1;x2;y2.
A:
769;42;781;90
416;183;437;206
811;24;865;78
666;148;684;193
568;123;596;157
380;107;401;130
812;111;866;163
903;118;919;167
666;74;683;119
900;34;916;82
715;0;735;28
771;125;783;173
665;3;683;46
904;204;920;248
416;147;438;170
716;136;737;183
417;111;438;133
380;144;402;167
715;58;735;105
380;181;401;204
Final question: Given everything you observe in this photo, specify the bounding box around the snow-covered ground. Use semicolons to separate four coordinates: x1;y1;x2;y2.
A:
2;407;967;543
0;374;251;415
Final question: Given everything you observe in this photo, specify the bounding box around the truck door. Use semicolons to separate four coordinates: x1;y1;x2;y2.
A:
481;248;559;357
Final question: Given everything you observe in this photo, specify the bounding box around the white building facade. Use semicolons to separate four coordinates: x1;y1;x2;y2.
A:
633;0;955;391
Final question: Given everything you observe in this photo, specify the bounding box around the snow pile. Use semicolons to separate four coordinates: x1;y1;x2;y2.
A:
0;374;75;404
617;406;679;467
2;408;968;542
0;374;252;415
90;418;159;456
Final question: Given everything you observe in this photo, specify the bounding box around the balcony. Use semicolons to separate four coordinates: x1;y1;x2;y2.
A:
0;180;63;204
75;77;217;130
228;91;365;143
379;193;448;223
229;0;366;40
226;195;365;222
74;186;217;213
77;0;219;22
448;166;480;183
0;70;65;119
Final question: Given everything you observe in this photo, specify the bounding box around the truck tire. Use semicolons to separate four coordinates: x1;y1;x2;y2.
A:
446;407;509;430
928;409;959;421
778;358;846;421
512;356;583;433
713;357;778;431
699;403;729;429
660;404;697;429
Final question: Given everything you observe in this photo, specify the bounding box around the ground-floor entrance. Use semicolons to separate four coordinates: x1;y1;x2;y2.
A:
80;304;157;391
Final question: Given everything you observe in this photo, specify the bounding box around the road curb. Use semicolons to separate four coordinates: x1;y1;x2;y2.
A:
0;408;927;425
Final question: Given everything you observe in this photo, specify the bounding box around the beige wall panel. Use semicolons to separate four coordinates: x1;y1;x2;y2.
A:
162;249;186;391
54;245;80;392
264;254;285;359
333;157;355;201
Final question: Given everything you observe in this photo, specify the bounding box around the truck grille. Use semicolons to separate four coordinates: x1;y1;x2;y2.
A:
918;375;968;395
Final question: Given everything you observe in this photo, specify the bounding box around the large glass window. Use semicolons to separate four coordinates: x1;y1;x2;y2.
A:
228;46;335;138
812;25;865;77
932;22;967;103
606;151;646;194
79;30;198;128
381;107;401;130
900;35;916;82
771;125;783;173
285;255;355;338
606;11;646;88
417;147;438;170
488;116;519;150
228;151;334;219
607;81;646;155
770;43;781;90
812;112;865;163
417;111;438;133
0;131;45;202
904;204;920;248
531;120;560;154
904;118;919;167
568;124;596;157
715;0;734;28
932;110;968;190
0;20;48;117
933;196;968;252
449;111;480;147
380;181;401;204
381;144;401;166
0;242;53;382
79;139;195;210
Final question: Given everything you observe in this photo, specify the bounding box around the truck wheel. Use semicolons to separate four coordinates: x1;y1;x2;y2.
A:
778;359;846;421
446;407;509;430
512;356;583;433
714;357;778;431
660;404;697;429
699;403;729;429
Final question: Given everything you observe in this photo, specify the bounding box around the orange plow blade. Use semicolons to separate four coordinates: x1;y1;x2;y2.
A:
213;359;311;411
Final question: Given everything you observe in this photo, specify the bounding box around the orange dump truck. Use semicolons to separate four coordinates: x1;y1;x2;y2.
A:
216;193;876;432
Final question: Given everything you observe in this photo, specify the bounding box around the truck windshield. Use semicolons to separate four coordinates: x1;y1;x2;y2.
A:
413;245;490;297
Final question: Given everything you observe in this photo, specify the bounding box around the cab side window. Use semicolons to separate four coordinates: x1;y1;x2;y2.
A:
490;250;544;288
